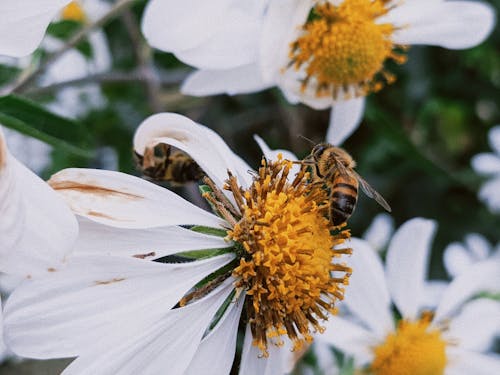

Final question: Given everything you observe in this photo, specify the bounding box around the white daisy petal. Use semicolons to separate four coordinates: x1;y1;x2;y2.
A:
342;238;394;336
181;64;272;96
465;233;491;260
389;1;495;49
239;324;291;375
478;176;500;213
471;153;500;175
362;213;395;252
0;0;70;57
319;315;376;365
62;279;235;375
260;0;311;83
447;350;500;375
420;280;448;309
488;126;500;155
141;0;233;52
4;254;234;359
174;8;260;70
326;98;366;146
434;259;500;322
133;112;254;190
443;242;474;278
74;217;231;258
184;293;245;375
0;128;78;277
447;299;500;352
47;168;223;229
386;218;436;320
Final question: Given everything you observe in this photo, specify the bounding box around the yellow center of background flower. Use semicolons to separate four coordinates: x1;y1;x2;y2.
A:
289;0;407;98
371;312;447;375
229;156;351;356
61;1;86;22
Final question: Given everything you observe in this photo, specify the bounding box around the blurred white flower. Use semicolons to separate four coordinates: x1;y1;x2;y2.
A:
143;0;495;145
3;113;352;374
471;126;500;214
362;213;394;252
317;218;500;375
444;233;500;278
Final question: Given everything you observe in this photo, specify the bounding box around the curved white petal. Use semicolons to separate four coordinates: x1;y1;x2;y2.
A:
446;350;500;375
447;299;500;352
386;218;437;320
443;242;474;278
141;0;234;53
434;259;500;322
326;98;366;146
181;64;271;96
62;278;235;375
48;168;223;229
184;293;245;375
239;324;292;375
478;176;500;214
4;254;234;359
319;315;376;366
465;233;491;260
389;1;495;49
488;126;500;155
0;0;71;57
342;238;394;337
471;153;500;175
420;280;448;310
259;0;311;83
74;217;231;258
0;128;78;277
362;213;395;252
174;8;261;70
133;113;254;190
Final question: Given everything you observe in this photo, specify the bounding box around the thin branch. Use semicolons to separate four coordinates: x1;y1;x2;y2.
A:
10;0;138;94
22;69;189;96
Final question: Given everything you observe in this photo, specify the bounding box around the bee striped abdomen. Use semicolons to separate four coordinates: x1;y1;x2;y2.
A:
330;179;358;226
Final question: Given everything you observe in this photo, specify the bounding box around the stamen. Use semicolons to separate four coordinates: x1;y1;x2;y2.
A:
289;0;408;99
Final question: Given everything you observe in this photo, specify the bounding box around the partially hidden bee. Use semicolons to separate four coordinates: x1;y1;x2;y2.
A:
305;143;391;226
134;143;204;185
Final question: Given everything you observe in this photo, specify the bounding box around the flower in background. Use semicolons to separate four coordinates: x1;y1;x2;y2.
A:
316;218;500;374
143;0;495;145
444;233;499;278
472;125;500;214
362;212;394;252
3;113;352;374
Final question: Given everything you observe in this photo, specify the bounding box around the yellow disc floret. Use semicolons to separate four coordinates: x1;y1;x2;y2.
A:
371;312;447;375
289;0;407;99
61;1;86;23
228;156;351;356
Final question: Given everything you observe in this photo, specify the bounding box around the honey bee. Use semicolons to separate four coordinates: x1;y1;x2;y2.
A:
305;143;391;226
134;143;204;185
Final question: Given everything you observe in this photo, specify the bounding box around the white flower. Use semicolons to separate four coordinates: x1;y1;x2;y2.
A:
143;0;495;145
3;113;353;374
444;233;500;278
317;218;500;374
362;213;394;252
471;125;500;214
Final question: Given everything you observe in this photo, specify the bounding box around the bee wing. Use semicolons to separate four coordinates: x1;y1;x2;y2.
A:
352;170;392;212
332;158;352;177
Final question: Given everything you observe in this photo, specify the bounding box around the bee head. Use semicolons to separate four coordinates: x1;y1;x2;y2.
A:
310;143;330;161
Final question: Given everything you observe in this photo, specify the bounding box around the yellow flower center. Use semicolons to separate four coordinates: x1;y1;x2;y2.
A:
225;156;351;356
289;0;407;99
371;312;447;375
61;1;86;23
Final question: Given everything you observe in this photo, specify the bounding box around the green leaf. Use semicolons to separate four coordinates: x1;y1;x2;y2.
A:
190;225;227;237
0;95;94;158
46;20;93;58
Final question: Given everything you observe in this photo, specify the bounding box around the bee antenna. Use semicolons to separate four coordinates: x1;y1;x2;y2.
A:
298;134;315;145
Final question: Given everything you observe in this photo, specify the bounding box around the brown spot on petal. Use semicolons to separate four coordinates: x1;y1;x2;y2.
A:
86;210;132;222
47;268;57;272
94;277;125;286
133;251;156;259
48;180;143;200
